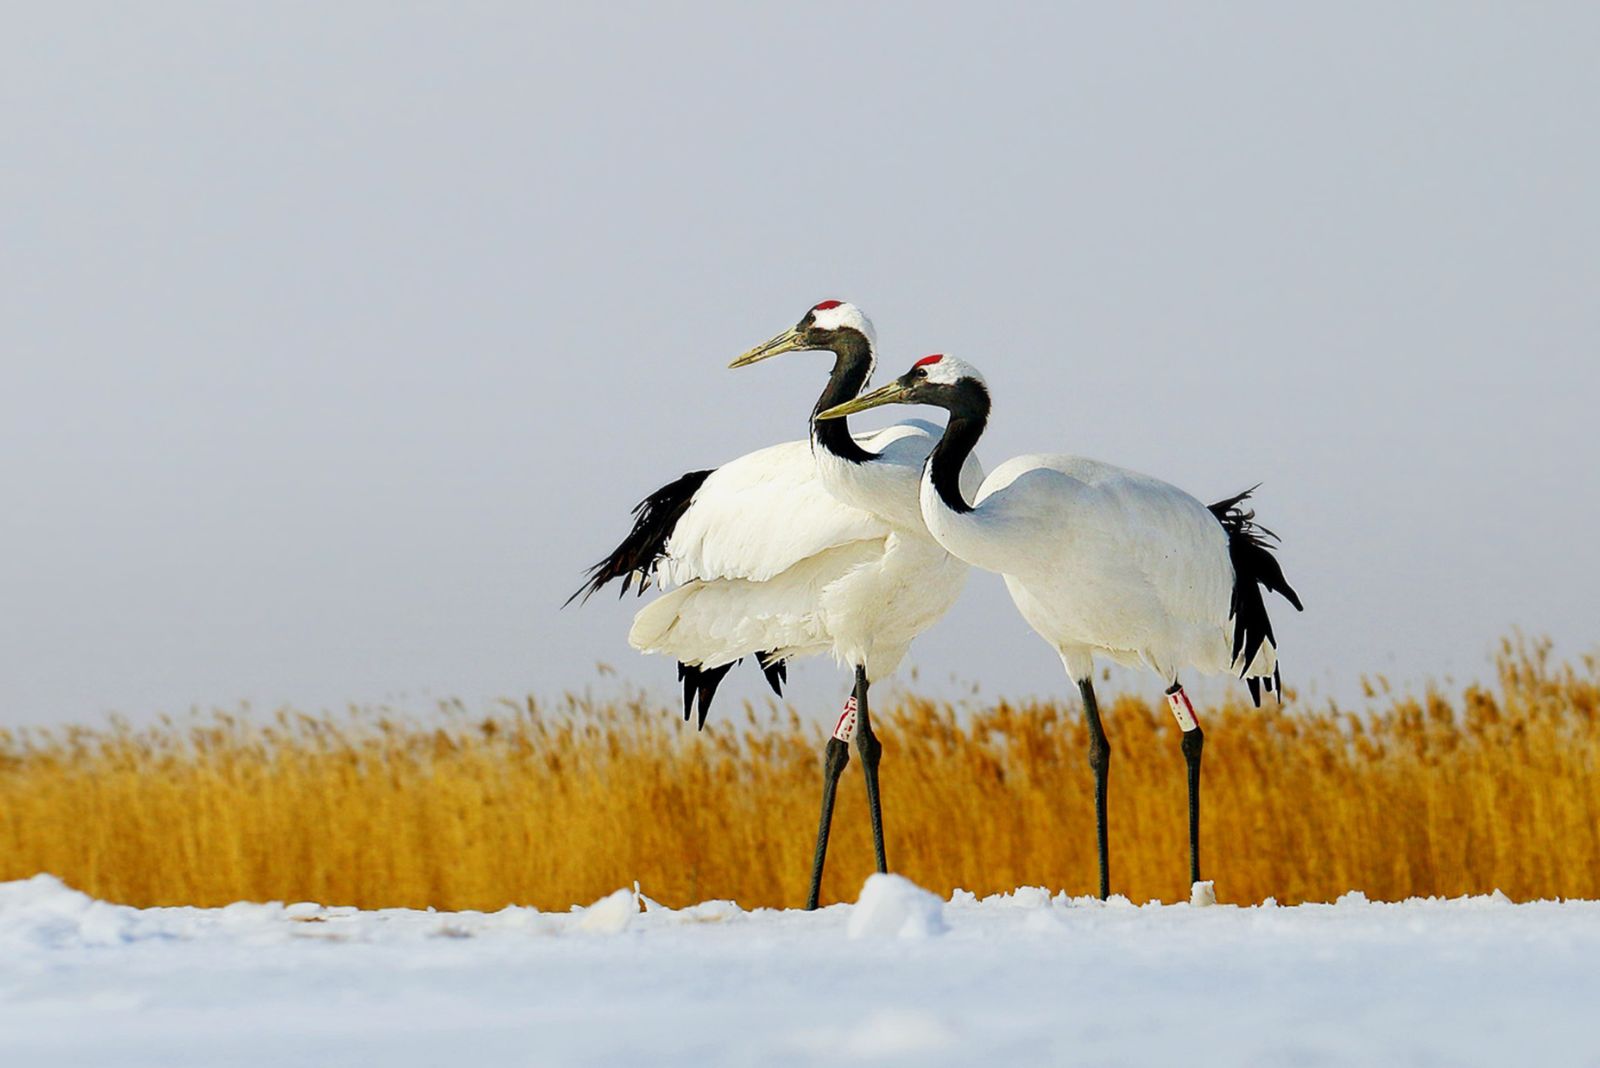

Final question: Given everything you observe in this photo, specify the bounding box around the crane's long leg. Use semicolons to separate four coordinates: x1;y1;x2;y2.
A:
852;666;888;875
1167;683;1205;885
1077;677;1111;900
805;693;857;911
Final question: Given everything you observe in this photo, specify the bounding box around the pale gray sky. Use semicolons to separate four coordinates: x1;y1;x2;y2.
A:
4;3;1598;726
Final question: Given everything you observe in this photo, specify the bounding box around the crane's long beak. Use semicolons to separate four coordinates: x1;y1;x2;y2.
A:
729;327;806;368
816;380;911;420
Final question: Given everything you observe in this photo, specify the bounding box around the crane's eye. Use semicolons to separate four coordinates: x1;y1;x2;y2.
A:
911;366;928;379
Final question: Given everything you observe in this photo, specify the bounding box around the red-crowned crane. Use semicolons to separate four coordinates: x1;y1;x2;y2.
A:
820;353;1302;900
571;304;981;908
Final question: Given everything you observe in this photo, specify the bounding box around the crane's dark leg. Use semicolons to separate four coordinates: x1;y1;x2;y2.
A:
1167;683;1205;885
805;693;857;910
852;666;888;875
1077;677;1111;900
1183;729;1205;884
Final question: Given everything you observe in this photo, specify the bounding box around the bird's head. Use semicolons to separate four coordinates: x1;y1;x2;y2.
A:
816;354;990;421
729;300;877;369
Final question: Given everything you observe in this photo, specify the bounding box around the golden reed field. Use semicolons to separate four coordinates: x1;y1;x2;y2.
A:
3;638;1598;912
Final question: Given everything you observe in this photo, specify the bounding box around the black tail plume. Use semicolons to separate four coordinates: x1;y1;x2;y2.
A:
757;651;787;698
676;653;787;730
677;660;734;730
566;469;713;606
1209;487;1304;695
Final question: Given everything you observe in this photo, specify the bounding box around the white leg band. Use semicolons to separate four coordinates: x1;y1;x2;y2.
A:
1167;688;1201;732
832;696;858;743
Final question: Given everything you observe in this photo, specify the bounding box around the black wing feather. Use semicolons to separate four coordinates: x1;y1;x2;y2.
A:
1209;487;1304;689
566;469;714;606
571;469;791;729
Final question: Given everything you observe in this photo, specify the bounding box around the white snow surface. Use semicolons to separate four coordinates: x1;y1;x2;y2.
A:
3;873;1599;1066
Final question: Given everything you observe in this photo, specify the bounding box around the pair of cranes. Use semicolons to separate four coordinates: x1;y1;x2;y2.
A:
572;300;1302;908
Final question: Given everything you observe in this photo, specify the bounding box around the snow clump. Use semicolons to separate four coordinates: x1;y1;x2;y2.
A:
577;887;639;933
847;873;948;940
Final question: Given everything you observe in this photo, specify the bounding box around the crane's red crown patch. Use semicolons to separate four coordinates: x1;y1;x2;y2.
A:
913;354;945;368
812;300;843;311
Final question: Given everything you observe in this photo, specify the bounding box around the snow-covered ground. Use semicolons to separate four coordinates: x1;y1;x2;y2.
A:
4;872;1598;1067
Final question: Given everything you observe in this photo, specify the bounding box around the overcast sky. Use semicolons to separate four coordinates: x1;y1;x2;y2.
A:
4;4;1597;727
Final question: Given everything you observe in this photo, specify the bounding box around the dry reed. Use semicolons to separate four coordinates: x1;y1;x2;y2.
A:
2;638;1597;911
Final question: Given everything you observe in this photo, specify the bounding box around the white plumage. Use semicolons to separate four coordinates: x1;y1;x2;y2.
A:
630;422;979;683
928;451;1256;685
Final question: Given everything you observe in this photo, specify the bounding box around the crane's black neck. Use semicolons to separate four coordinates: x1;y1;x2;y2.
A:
810;327;876;465
927;385;991;515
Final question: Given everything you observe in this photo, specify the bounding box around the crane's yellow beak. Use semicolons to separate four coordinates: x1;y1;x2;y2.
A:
816;381;911;420
729;327;806;368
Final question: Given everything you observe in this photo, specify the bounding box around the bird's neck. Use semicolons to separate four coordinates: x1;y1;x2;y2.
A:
927;407;988;515
811;330;876;465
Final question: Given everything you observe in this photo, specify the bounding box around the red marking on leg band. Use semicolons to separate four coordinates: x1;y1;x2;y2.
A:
1167;688;1201;732
832;696;858;743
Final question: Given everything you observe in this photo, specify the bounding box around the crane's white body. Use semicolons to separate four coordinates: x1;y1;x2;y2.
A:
922;452;1265;684
631;421;983;682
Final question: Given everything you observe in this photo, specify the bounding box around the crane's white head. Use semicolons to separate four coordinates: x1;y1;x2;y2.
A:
806;299;875;341
905;353;984;389
815;353;991;421
729;300;877;369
